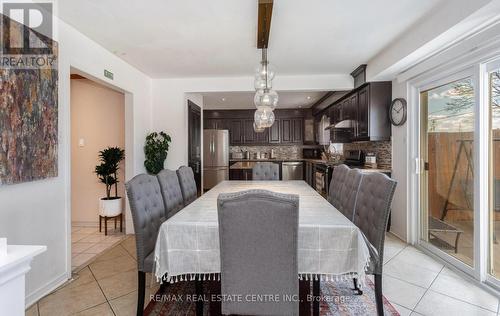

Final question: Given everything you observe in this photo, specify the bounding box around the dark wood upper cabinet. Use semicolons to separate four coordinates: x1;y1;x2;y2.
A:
356;85;369;138
355;82;391;141
203;109;304;145
293;118;303;143
243;119;256;143
315;81;391;142
269;119;281;143
281;119;293;143
229;120;243;144
256;126;269;143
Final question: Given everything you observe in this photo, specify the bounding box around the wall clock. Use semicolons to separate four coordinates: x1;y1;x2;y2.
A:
389;98;407;126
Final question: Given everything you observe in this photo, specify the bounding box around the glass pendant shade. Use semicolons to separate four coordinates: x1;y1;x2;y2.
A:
254;89;278;110
254;77;272;90
255;62;276;81
254;108;275;128
253;121;265;133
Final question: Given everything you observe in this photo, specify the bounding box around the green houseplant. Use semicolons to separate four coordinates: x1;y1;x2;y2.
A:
144;131;171;174
95;147;125;217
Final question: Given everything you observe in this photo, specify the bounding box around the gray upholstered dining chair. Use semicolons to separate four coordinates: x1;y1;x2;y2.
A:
217;190;299;315
125;174;167;316
352;172;397;316
176;166;198;205
337;168;363;221
328;164;350;208
252;162;280;180
156;169;185;219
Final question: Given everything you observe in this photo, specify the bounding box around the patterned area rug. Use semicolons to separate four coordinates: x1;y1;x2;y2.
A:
145;278;399;315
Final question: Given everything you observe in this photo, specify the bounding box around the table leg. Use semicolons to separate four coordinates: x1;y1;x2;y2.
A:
196;278;203;316
313;279;320;316
299;280;311;316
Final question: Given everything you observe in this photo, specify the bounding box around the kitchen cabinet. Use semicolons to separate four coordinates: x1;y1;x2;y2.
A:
318;81;391;143
305;161;314;186
352;82;391;141
356;85;369;138
204;109;304;145
243;119;256;143
281;119;293;143
229;120;243;144
269;119;281;143
281;118;303;143
293;119;303;143
229;169;253;180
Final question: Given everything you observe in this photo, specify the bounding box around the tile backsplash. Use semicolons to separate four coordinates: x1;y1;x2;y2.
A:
230;145;302;159
230;141;392;168
343;141;392;168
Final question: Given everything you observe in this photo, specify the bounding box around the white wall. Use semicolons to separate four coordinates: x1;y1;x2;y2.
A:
390;81;409;240
0;16;152;307
152;74;353;169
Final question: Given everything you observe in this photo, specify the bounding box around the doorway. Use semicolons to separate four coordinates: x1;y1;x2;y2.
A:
70;74;127;271
188;100;202;194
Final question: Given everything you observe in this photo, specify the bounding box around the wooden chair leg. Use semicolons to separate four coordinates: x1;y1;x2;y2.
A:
137;271;146;316
115;216;117;230
120;214;123;232
99;216;102;232
374;274;384;316
104;216;108;236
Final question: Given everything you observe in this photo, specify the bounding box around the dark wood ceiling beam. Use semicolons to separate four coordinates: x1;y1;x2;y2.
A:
257;0;273;49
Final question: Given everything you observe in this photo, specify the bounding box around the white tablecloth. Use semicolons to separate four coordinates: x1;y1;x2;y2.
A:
154;181;370;283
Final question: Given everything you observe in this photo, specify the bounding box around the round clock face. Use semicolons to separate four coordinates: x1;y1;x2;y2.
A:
390;98;407;126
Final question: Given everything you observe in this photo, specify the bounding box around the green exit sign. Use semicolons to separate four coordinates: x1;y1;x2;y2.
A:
104;69;114;80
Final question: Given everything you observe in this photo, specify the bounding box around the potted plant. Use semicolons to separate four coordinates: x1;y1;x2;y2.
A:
95;147;125;216
144;131;172;174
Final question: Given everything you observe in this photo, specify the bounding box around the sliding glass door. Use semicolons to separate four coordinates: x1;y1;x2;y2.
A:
488;64;500;280
420;75;476;267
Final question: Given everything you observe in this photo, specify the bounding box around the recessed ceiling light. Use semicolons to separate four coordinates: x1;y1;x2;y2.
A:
306;96;311;100
221;98;226;102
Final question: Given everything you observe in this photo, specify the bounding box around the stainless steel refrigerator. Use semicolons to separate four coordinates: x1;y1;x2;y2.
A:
203;129;229;190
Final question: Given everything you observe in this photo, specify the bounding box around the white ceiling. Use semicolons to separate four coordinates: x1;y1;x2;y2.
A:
57;0;444;78
203;91;328;110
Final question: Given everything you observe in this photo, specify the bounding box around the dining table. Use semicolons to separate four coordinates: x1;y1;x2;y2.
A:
153;180;371;315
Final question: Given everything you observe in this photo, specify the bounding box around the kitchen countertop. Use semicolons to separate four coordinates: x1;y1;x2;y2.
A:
229;159;392;173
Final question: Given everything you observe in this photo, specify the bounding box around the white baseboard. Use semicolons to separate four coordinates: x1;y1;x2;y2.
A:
71;221;99;227
25;272;69;309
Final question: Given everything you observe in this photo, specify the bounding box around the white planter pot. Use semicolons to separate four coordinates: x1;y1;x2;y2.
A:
99;198;122;217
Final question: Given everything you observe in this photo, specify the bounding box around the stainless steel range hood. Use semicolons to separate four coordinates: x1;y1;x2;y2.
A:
324;119;355;130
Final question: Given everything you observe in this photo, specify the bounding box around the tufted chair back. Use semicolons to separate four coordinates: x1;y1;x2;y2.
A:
218;189;299;315
252;162;280;180
328;164;350;208
176;166;198;205
125;174;166;272
353;172;397;275
157;169;185;219
337;168;363;221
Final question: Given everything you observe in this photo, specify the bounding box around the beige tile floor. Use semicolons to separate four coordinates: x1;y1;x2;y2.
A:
26;234;500;316
72;225;126;271
27;235;160;316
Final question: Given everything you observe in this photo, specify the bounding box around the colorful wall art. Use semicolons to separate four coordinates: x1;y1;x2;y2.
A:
0;14;58;185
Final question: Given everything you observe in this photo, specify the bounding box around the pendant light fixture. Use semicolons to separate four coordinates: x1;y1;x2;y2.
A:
254;48;278;129
253;0;276;131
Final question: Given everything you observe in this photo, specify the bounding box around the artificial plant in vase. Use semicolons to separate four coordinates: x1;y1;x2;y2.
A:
95;146;125;217
144;131;172;174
